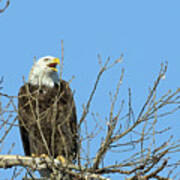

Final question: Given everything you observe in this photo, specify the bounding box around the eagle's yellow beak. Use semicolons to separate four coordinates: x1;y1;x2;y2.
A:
48;58;60;72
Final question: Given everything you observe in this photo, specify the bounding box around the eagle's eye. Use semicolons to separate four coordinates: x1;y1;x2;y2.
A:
43;58;49;62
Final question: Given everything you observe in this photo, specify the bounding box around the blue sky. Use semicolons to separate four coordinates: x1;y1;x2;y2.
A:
0;0;180;179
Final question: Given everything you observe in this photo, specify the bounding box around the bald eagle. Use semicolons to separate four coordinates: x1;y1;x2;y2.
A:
18;56;78;176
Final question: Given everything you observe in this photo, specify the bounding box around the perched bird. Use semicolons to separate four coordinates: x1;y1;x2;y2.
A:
18;56;78;178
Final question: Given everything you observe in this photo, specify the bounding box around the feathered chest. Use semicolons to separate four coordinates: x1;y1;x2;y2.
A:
18;83;70;126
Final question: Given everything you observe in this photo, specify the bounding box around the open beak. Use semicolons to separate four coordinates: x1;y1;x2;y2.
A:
48;58;60;72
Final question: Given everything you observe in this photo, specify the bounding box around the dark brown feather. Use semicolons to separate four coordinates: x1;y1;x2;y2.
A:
18;80;78;162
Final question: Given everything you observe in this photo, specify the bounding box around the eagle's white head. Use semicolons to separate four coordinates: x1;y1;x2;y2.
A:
28;56;60;88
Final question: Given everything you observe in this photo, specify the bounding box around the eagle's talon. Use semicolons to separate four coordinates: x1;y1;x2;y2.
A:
56;155;68;165
31;153;37;157
40;154;49;158
31;153;48;159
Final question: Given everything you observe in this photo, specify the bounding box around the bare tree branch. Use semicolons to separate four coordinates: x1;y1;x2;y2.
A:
0;155;111;180
0;0;9;13
0;57;180;180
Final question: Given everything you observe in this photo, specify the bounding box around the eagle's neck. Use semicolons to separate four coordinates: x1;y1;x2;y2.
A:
28;66;59;88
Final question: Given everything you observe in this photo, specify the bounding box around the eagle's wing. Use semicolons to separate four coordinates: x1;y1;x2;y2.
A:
18;84;31;156
58;80;78;161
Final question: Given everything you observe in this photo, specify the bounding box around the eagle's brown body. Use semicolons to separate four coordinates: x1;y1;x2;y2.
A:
18;80;78;162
